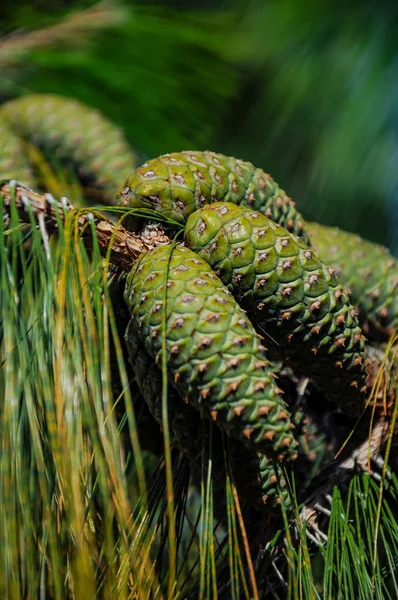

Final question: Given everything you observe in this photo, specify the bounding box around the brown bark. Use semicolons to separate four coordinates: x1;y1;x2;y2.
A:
1;180;171;271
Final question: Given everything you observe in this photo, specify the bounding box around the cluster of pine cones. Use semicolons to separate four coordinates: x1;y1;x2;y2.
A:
2;93;398;518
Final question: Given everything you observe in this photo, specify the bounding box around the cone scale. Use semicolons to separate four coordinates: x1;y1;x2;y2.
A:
0;94;136;201
126;320;292;509
117;150;309;243
0;118;36;186
184;202;367;416
307;221;398;337
124;244;297;460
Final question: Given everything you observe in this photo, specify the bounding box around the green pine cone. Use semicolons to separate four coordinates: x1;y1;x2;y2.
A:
307;222;398;337
124;244;297;460
292;408;330;488
253;454;291;508
125;318;203;464
184;202;367;416
125;320;292;509
0;118;36;186
117;150;309;243
0;94;136;202
107;268;164;458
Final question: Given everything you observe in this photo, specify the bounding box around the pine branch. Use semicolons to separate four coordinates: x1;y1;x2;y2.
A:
300;415;390;541
1;180;171;271
0;1;126;67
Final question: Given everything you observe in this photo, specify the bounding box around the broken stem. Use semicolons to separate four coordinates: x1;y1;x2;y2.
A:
1;180;171;271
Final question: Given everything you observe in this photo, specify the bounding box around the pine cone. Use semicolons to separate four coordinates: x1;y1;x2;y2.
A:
0;117;36;186
126;320;292;509
307;221;398;338
117;150;309;242
0;94;136;202
184;202;367;416
124;244;297;460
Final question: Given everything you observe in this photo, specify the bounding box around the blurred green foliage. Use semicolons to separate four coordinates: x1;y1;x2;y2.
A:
1;4;239;160
1;0;398;249
222;0;398;249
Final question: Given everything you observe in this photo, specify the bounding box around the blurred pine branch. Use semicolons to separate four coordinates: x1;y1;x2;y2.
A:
0;1;127;67
1;4;239;160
